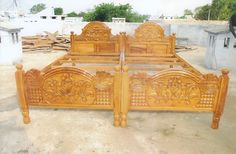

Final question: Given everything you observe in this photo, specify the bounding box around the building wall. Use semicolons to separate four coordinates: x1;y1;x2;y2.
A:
205;32;236;71
0;30;22;65
12;19;227;46
215;33;236;70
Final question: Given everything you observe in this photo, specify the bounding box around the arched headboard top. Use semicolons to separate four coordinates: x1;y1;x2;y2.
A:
70;22;119;54
125;22;176;55
76;21;112;41
134;22;165;41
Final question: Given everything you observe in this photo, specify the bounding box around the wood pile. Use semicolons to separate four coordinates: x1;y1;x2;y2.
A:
176;45;197;52
22;31;70;52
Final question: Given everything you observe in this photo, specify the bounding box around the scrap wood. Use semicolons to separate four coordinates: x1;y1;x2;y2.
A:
176;45;197;52
22;31;70;52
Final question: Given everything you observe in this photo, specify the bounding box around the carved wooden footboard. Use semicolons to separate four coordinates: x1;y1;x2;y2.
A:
16;65;120;126
15;64;121;126
120;67;229;129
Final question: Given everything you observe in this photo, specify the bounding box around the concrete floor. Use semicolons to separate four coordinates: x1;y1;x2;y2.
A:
0;48;236;154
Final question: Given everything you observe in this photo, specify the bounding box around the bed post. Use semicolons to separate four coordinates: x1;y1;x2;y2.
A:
211;69;229;129
121;65;129;127
15;64;30;124
113;65;121;127
172;33;176;54
119;32;126;66
70;31;75;53
169;33;176;68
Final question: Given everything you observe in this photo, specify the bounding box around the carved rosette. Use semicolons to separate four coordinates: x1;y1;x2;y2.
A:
197;74;219;109
24;69;43;104
94;71;113;105
130;73;148;106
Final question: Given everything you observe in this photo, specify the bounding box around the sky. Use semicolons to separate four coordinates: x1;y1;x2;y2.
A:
0;0;212;16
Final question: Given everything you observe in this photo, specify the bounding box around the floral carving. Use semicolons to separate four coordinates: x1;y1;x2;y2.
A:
135;22;164;41
75;22;111;41
24;69;43;104
42;73;95;104
95;71;113;90
24;69;42;86
147;76;201;105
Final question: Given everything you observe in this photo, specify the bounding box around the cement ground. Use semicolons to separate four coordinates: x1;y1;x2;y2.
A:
0;47;236;154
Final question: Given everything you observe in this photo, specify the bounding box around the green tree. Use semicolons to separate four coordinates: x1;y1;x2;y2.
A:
67;12;79;17
194;0;236;20
30;3;46;14
78;11;86;17
194;4;211;20
83;3;148;22
184;9;193;16
54;7;63;15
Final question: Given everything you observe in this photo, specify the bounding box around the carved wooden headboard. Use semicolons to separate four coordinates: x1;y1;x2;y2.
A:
125;22;176;55
70;21;119;55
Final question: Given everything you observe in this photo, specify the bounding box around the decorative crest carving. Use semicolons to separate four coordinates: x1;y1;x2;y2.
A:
75;21;112;41
42;68;95;104
24;69;43;104
135;22;164;41
95;71;113;90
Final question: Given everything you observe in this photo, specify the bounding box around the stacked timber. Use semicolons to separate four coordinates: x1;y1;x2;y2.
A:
22;31;70;52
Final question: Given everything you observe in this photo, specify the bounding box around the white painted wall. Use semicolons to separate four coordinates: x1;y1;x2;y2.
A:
13;19;225;46
205;32;236;71
0;30;22;65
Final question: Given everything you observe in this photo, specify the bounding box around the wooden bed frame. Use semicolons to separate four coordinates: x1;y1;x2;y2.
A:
15;22;229;129
15;22;122;127
119;22;229;129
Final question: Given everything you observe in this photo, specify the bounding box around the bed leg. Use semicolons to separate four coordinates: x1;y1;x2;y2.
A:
22;110;30;124
113;66;121;127
15;64;30;124
114;112;120;127
121;65;129;128
211;113;220;129
121;113;127;127
211;69;229;129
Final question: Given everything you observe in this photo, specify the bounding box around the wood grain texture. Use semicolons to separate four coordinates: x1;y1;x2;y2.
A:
15;22;229;129
120;22;230;129
70;21;119;55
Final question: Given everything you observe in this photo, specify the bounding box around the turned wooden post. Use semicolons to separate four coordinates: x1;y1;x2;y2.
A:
113;65;121;127
15;64;30;124
172;33;176;54
169;33;176;68
119;32;126;67
121;65;129;127
211;69;229;129
119;32;126;52
70;31;75;53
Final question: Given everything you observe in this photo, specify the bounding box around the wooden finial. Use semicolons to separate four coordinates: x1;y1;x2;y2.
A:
123;65;129;72
70;31;74;35
16;64;23;70
114;65;121;71
221;69;229;75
